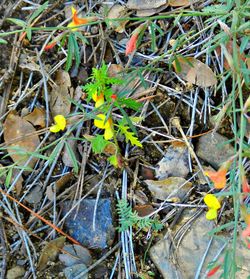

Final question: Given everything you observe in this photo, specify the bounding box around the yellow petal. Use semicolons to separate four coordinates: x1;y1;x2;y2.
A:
50;125;61;133
94;114;110;129
204;194;221;210
95;97;104;108
71;7;77;15
92;92;98;102
104;127;114;140
67;21;78;31
206;208;218;220
54;115;66;131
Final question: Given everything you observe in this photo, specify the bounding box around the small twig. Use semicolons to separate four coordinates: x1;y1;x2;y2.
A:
171;117;210;184
0;211;7;279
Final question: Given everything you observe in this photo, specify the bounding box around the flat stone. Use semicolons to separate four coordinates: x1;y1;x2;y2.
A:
63;263;87;279
150;212;250;278
7;266;25;279
196;132;234;169
155;143;189;179
145;177;192;201
59;244;92;267
61;199;115;250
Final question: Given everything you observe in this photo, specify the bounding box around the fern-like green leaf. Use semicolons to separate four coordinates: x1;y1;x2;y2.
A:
91;135;109;154
118;124;142;147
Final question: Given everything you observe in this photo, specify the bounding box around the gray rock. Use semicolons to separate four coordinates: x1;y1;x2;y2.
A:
196;132;234;169
150;212;250;279
24;184;43;204
63;263;87;279
155;144;189;179
7;266;25;279
59;244;92;267
61;199;115;250
145;177;192;201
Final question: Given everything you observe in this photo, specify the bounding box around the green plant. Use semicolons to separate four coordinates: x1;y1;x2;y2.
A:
116;199;163;232
83;63;143;167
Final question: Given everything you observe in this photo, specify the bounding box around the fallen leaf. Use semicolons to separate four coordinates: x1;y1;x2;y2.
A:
173;57;217;87
59;244;92;267
169;0;190;6
50;70;72;117
145;177;192;201
37;237;66;270
46;172;74;201
108;64;124;77
135;5;167;16
107;4;129;33
216;40;246;71
62;136;79;169
134;204;155;217
3;112;40;168
24;184;43;204
24;107;45;128
127;0;166;10
19;54;40;73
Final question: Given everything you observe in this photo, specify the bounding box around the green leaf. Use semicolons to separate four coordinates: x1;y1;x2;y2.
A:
26;26;32;41
7;18;26;27
29;1;49;23
91;135;109;154
119;98;142;110
71;34;80;67
66;34;74;71
108;154;118;167
240;36;249;53
0;38;7;44
150;22;157;52
118;124;142;147
5;168;13;188
75;32;89;45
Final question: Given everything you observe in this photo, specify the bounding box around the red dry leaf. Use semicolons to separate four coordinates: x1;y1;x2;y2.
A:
44;41;56;51
126;33;139;56
207;265;221;277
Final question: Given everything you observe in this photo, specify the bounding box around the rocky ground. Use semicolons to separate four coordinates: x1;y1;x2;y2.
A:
0;0;250;279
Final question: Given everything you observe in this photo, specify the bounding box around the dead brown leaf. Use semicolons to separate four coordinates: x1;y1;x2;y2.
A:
169;0;190;6
127;0;166;10
3;112;40;169
50;70;72;117
37;237;66;271
107;4;129;33
62;136;79;168
216;40;246;71
134;204;154;217
135;5;168;16
24;107;45;128
108;64;124;77
173;57;217;87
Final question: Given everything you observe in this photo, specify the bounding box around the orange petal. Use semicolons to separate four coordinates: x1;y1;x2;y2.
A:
242;225;250;248
126;33;139;56
242;175;250;193
204;169;227;189
44;42;56;51
207;265;221;277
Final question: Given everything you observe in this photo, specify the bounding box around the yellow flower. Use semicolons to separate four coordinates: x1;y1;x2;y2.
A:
204;194;221;220
94;114;114;140
92;92;104;108
50;115;66;133
67;7;97;32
